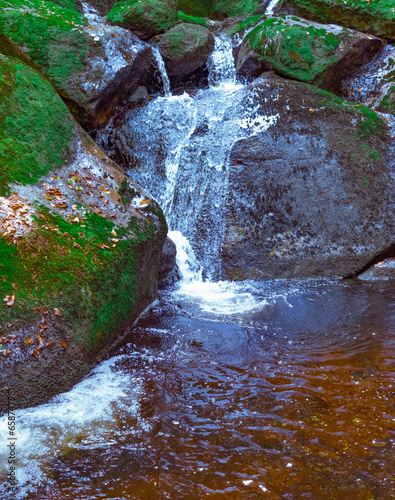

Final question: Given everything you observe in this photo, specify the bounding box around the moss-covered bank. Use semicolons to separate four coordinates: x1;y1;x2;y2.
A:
0;55;167;412
278;0;395;41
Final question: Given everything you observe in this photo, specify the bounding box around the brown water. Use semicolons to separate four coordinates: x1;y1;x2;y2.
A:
1;280;394;499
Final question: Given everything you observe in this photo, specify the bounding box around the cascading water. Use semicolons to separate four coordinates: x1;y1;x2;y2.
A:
97;35;279;281
265;0;281;16
152;46;172;97
207;34;238;88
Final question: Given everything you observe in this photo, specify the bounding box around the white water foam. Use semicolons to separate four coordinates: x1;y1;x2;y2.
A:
207;34;240;89
169;231;268;316
0;356;142;498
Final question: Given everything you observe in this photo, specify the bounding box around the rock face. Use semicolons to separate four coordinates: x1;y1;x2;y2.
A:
236;16;383;92
154;23;214;77
0;0;154;127
0;54;167;412
223;74;394;280
107;0;178;39
278;0;395;42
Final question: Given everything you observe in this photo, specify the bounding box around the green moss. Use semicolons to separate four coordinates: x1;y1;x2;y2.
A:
247;17;347;83
308;85;385;181
177;10;207;25
377;86;395;114
211;0;261;18
107;0;178;37
0;55;75;196
279;0;395;40
0;207;156;351
230;14;265;35
0;0;88;90
51;0;80;11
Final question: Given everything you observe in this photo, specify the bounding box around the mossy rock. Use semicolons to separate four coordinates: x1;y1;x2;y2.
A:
177;0;261;20
0;0;153;127
236;16;383;92
107;0;178;38
155;22;214;77
278;0;395;41
0;55;167;412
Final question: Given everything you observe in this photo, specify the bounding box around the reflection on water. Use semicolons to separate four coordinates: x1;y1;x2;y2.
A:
1;280;394;499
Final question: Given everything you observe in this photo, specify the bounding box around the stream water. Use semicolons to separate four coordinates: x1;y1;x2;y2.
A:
1;28;394;500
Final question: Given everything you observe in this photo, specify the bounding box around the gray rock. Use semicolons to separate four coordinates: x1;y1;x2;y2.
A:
159;237;180;286
222;74;394;279
359;257;395;280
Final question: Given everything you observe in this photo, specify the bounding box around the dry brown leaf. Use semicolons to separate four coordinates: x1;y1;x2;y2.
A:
53;308;62;316
4;295;15;307
60;340;67;349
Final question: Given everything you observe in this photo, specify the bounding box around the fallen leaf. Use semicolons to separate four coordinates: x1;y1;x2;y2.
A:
60;340;67;349
6;323;13;328
111;228;117;237
53;308;62;316
25;338;34;346
37;337;46;350
2;349;11;357
97;243;110;250
32;349;40;358
3;295;15;307
0;337;10;344
139;198;150;206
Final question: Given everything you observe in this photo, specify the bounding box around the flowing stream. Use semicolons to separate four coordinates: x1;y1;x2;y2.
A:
1;34;395;500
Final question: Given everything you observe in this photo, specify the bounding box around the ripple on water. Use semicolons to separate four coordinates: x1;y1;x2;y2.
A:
1;281;394;499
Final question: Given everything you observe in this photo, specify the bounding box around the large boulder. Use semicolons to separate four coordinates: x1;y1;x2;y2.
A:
107;0;178;38
236;16;383;92
277;0;395;42
0;54;167;412
0;0;154;127
154;23;214;77
222;74;394;280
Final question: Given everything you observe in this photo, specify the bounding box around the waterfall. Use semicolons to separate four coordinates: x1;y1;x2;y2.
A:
265;0;281;16
207;34;238;88
97;34;279;280
152;46;172;97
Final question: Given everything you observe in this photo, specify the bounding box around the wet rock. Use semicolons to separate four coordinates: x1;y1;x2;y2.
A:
223;73;394;279
236;16;384;92
0;54;167;413
154;23;215;77
0;0;154;128
107;0;178;39
159;237;180;286
359;257;395;280
277;0;395;42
